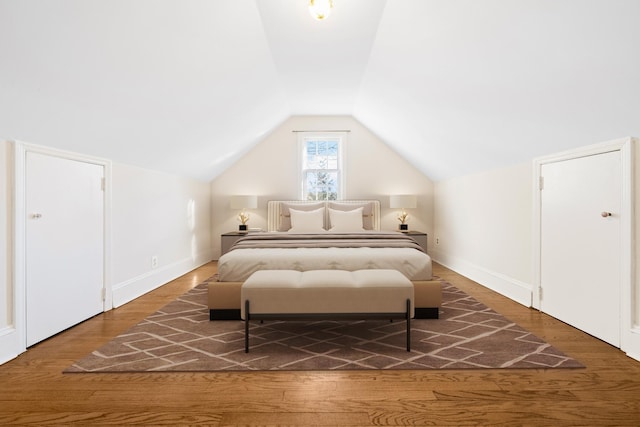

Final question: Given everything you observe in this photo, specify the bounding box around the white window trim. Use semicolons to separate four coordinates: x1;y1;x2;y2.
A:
297;131;347;200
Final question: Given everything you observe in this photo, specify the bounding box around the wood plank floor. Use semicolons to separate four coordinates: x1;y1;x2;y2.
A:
1;262;639;426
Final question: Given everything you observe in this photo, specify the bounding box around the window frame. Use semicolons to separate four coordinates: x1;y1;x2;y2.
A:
297;131;347;201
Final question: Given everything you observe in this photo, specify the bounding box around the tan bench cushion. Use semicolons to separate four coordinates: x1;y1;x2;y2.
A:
209;279;442;310
240;269;413;320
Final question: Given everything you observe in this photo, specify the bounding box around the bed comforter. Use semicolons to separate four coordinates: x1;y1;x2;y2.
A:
217;232;432;282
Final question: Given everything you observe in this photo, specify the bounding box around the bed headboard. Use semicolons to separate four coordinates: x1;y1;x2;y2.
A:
267;200;381;232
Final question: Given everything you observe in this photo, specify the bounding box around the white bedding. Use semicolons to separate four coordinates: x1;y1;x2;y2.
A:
217;247;433;282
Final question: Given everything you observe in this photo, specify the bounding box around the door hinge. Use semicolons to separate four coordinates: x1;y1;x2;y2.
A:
101;288;106;301
539;176;544;190
101;177;105;191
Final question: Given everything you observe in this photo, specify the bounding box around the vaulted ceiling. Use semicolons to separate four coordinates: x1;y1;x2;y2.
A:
1;0;639;182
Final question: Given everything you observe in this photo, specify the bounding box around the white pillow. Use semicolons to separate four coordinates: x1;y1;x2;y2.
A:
289;207;325;232
328;207;364;232
329;202;375;229
278;202;324;231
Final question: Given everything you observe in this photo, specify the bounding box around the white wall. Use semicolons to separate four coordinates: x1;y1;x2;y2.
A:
433;162;533;305
630;138;640;361
0;141;11;331
635;142;640;327
0;140;20;365
210;115;435;259
111;163;213;307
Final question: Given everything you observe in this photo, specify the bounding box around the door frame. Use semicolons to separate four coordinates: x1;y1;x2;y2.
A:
13;141;112;351
532;137;634;353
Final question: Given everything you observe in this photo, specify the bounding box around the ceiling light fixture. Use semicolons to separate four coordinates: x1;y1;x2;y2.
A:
308;0;333;21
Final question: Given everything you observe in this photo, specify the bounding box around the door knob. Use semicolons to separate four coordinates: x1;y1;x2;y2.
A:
601;212;612;217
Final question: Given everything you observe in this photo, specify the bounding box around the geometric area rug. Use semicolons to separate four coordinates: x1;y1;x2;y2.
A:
65;277;584;372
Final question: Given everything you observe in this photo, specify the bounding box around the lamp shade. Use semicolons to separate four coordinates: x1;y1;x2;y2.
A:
389;195;417;209
230;195;257;210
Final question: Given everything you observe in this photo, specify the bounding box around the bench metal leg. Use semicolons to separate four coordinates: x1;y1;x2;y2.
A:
406;298;411;352
244;298;411;353
245;300;250;353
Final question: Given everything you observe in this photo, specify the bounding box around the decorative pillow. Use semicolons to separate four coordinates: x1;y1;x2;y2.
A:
328;207;364;232
278;202;324;231
328;202;374;230
289;207;326;232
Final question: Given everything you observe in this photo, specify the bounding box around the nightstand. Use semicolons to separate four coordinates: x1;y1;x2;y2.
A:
221;231;249;256
402;230;428;253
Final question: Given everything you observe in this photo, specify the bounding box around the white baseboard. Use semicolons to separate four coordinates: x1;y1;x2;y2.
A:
0;326;21;365
625;351;640;363
431;250;533;307
112;251;213;308
623;327;640;363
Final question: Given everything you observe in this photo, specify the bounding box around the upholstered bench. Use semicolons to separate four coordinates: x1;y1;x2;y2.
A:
241;269;414;353
209;276;442;320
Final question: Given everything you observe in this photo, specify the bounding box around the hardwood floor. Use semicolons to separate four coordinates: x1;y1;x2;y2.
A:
1;262;639;426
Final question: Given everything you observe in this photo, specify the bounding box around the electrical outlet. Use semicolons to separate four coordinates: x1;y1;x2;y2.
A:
435;237;440;245
151;256;158;268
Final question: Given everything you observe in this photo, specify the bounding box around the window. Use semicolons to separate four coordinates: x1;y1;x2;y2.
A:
298;132;346;200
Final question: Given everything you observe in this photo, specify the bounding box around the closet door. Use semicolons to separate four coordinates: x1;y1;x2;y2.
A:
540;150;621;347
26;152;104;346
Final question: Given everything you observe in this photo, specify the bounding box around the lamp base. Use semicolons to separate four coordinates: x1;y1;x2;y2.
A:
399;224;408;231
239;224;248;231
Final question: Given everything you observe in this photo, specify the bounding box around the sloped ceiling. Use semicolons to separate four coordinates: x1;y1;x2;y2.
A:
1;0;639;182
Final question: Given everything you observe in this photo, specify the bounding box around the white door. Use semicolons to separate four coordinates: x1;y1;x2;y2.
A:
540;150;621;347
26;152;105;346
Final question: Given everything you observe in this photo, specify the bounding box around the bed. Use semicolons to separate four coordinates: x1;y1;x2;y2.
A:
209;200;441;320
